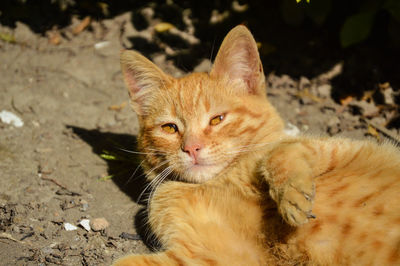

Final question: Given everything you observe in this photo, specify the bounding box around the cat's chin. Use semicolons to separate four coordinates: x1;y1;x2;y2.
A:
183;164;223;183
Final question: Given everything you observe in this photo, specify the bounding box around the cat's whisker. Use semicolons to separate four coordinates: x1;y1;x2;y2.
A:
118;147;166;156
137;165;169;202
118;148;166;155
142;147;169;154
124;159;145;185
147;167;174;205
137;164;173;202
144;159;171;178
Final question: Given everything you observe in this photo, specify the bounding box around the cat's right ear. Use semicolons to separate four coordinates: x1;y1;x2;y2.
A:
120;50;172;116
210;25;265;97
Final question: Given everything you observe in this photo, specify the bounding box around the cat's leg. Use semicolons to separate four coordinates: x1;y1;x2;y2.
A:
113;181;198;266
114;180;268;265
260;137;364;226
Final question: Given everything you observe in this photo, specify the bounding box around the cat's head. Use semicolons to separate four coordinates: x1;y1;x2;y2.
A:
121;25;284;183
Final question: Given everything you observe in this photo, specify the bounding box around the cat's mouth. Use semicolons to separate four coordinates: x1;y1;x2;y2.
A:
181;161;227;183
189;163;216;170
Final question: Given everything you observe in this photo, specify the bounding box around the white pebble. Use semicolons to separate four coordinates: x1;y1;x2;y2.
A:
94;41;110;50
0;110;24;127
79;219;91;231
284;122;300;136
64;223;78;231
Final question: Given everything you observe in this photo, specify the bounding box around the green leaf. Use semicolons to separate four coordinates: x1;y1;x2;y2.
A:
100;153;118;160
384;0;400;22
340;11;376;47
99;174;114;181
0;32;16;43
305;0;332;26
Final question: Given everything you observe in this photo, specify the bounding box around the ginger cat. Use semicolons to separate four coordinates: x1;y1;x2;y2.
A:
115;25;400;265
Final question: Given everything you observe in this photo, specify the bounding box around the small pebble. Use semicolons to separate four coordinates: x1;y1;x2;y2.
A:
94;41;110;50
284;122;300;136
64;223;78;231
41;246;53;254
79;199;89;211
79;219;91;231
90;218;109;231
0;110;24;127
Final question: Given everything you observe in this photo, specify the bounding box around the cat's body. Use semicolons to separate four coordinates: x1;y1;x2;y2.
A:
115;26;400;265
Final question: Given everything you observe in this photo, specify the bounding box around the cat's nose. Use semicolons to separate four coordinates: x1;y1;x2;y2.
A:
182;143;202;161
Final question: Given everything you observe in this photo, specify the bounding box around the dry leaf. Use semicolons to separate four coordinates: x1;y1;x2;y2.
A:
296;88;323;103
97;2;109;16
232;1;248;12
361;90;376;102
381;87;395;105
367;124;380;140
73;16;91;35
48;32;61;45
378;82;390;90
154;22;175;33
350;100;380;117
108;101;127;111
340;96;353;106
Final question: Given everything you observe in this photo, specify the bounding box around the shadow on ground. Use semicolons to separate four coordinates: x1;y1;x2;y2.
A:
2;0;399;101
66;125;146;203
67;125;161;250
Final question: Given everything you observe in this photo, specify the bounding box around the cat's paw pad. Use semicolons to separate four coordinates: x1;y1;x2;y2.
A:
278;178;316;226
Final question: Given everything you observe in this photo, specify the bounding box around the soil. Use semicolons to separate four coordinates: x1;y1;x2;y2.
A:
0;5;399;266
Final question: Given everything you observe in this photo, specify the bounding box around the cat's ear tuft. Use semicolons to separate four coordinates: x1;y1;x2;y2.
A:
210;25;265;96
120;50;172;115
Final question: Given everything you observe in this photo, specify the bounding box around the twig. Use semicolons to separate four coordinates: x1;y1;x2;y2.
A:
0;232;31;246
41;175;67;190
11;97;23;115
361;118;400;144
41;175;81;196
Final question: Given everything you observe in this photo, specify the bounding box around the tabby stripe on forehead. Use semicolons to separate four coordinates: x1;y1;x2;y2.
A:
204;96;210;112
192;83;202;108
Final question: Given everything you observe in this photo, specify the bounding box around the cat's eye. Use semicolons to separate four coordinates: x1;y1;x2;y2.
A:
210;114;225;126
161;123;178;134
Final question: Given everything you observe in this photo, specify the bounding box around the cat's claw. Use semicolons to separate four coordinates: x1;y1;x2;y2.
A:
307;213;317;219
276;178;316;226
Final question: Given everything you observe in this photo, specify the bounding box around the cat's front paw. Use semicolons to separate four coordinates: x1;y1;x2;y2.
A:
264;167;316;226
276;176;316;226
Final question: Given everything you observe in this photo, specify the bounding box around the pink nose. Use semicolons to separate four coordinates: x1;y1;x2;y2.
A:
182;143;202;160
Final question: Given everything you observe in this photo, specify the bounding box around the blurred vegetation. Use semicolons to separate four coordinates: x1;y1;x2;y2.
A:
291;0;400;47
0;0;399;99
1;0;399;47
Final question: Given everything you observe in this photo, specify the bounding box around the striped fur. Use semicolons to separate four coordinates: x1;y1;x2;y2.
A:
115;26;400;265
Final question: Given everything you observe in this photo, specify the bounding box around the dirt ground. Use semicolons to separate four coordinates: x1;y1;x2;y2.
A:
0;8;399;266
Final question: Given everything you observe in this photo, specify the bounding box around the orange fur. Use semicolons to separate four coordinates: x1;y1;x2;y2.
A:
115;25;400;265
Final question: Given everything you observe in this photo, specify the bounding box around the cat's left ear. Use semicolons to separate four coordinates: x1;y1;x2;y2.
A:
120;50;173;116
210;25;265;96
